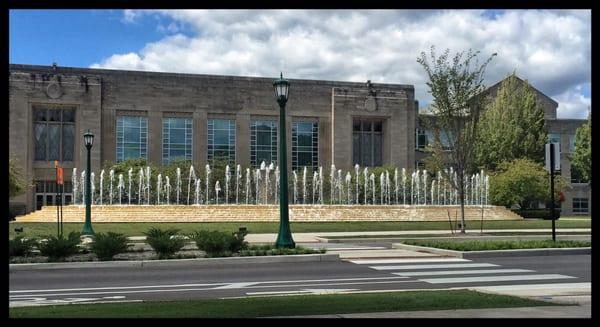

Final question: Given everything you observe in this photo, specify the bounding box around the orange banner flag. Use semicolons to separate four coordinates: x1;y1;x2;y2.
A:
57;167;64;185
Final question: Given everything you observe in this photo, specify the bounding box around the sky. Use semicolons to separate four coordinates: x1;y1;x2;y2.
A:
9;9;591;119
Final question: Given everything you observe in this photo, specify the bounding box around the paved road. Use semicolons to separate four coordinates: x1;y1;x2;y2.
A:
9;254;590;308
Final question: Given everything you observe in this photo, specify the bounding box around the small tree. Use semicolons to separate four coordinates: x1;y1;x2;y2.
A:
571;113;591;185
417;46;496;233
489;159;567;210
9;156;28;198
475;73;547;171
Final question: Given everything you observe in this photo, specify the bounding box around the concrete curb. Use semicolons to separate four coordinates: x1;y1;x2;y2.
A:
9;253;340;271
392;243;591;258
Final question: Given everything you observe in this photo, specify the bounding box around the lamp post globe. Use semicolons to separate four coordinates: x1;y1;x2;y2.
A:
273;73;295;248
82;129;95;236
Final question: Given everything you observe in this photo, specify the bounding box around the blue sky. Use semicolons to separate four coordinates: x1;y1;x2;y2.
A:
9;9;591;118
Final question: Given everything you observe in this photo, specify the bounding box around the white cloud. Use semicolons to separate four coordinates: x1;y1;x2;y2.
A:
92;9;590;119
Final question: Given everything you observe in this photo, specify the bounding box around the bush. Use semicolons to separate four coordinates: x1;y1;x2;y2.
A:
38;232;81;261
239;245;326;256
90;232;130;261
514;209;561;220
144;228;187;259
189;229;248;257
9;236;38;257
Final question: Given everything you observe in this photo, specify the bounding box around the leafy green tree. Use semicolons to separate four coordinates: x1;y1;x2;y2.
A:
475;73;547;171
417;46;496;233
9;156;28;198
571;114;591;185
489;159;567;209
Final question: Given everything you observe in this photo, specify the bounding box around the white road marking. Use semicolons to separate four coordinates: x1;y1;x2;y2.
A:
247;288;358;296
213;282;259;289
394;269;534;276
420;274;577;284
349;258;470;265
370;263;498;270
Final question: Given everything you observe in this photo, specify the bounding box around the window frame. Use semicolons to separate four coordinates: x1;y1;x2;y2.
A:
33;106;76;162
352;118;383;167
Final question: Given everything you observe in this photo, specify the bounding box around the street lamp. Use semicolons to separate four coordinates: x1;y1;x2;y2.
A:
82;129;95;236
273;73;295;248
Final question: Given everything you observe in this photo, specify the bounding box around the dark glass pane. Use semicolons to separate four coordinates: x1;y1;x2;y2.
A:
62;125;74;161
362;121;372;132
124;127;141;142
214;129;229;145
36;195;44;210
62;109;75;122
361;133;371;166
170;128;186;143
46;195;53;205
169;118;186;129
64;181;72;193
298;133;312;147
374;134;382;166
213;120;229;130
124;147;141;160
48;125;60;160
353;133;360;165
353;120;361;131
36;181;45;193
257;131;271;146
257;150;271;164
295;122;313;133
34;108;46;122
34;123;47;160
64;195;72;205
298;152;312;168
48;110;61;122
374;121;382;132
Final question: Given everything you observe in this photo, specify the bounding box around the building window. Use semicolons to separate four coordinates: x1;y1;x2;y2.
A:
208;119;236;165
353;119;382;167
33;106;75;161
251;120;277;168
416;128;431;150
162;117;192;165
116;116;148;162
572;197;589;214
292;121;318;171
34;180;73;209
569;134;576;153
548;133;561;151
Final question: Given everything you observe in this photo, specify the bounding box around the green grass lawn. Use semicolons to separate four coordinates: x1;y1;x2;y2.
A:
8;219;591;239
9;289;560;318
401;239;591;251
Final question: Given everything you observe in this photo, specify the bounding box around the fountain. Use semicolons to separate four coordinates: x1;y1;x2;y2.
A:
292;170;298;204
205;164;211;205
165;176;171;205
319;166;324;205
363;167;369;205
312;171;318;204
386;170;391;205
90;172;95;204
118;173;124;205
195;178;201;205
215;181;221;205
265;162;272;204
330;164;336;205
128;168;133;205
72;168;78;204
394;168;398;204
108;170;114;205
187;165;196;205
354;164;360;205
146;166;151;205
369;173;375;205
138;168;144;205
402;168;406;205
345;172;352;204
303;167;308;205
225;165;231;205
157;174;162;205
275;165;280;204
254;168;261;205
380;172;385;205
176;167;181;205
245;168;250;204
99;169;104;205
423;170;428;205
337;169;343;205
81;171;86;205
236;165;241;205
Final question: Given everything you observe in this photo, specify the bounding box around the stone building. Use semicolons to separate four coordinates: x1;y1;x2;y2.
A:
9;64;589;216
9;64;416;214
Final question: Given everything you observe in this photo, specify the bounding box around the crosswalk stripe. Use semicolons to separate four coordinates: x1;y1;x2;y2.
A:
393;269;533;276
370;263;498;270
419;274;577;284
349;258;470;265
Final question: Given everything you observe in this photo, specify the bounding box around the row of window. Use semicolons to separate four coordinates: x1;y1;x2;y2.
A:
116;116;320;170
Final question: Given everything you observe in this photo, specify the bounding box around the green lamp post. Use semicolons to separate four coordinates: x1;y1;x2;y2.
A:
273;73;295;248
81;129;95;236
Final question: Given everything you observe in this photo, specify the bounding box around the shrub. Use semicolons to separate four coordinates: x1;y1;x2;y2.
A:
38;232;81;261
513;209;561;220
190;230;248;257
90;232;130;261
144;228;187;259
9;236;38;257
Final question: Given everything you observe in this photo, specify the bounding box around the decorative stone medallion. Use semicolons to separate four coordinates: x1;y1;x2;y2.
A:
364;95;377;112
46;82;63;99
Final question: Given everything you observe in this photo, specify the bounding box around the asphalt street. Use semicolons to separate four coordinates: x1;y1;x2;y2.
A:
9;254;590;307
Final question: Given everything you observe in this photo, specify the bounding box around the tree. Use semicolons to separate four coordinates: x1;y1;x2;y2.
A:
475;73;547;171
572;113;591;185
9;156;28;198
489;159;567;210
417;46;496;233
